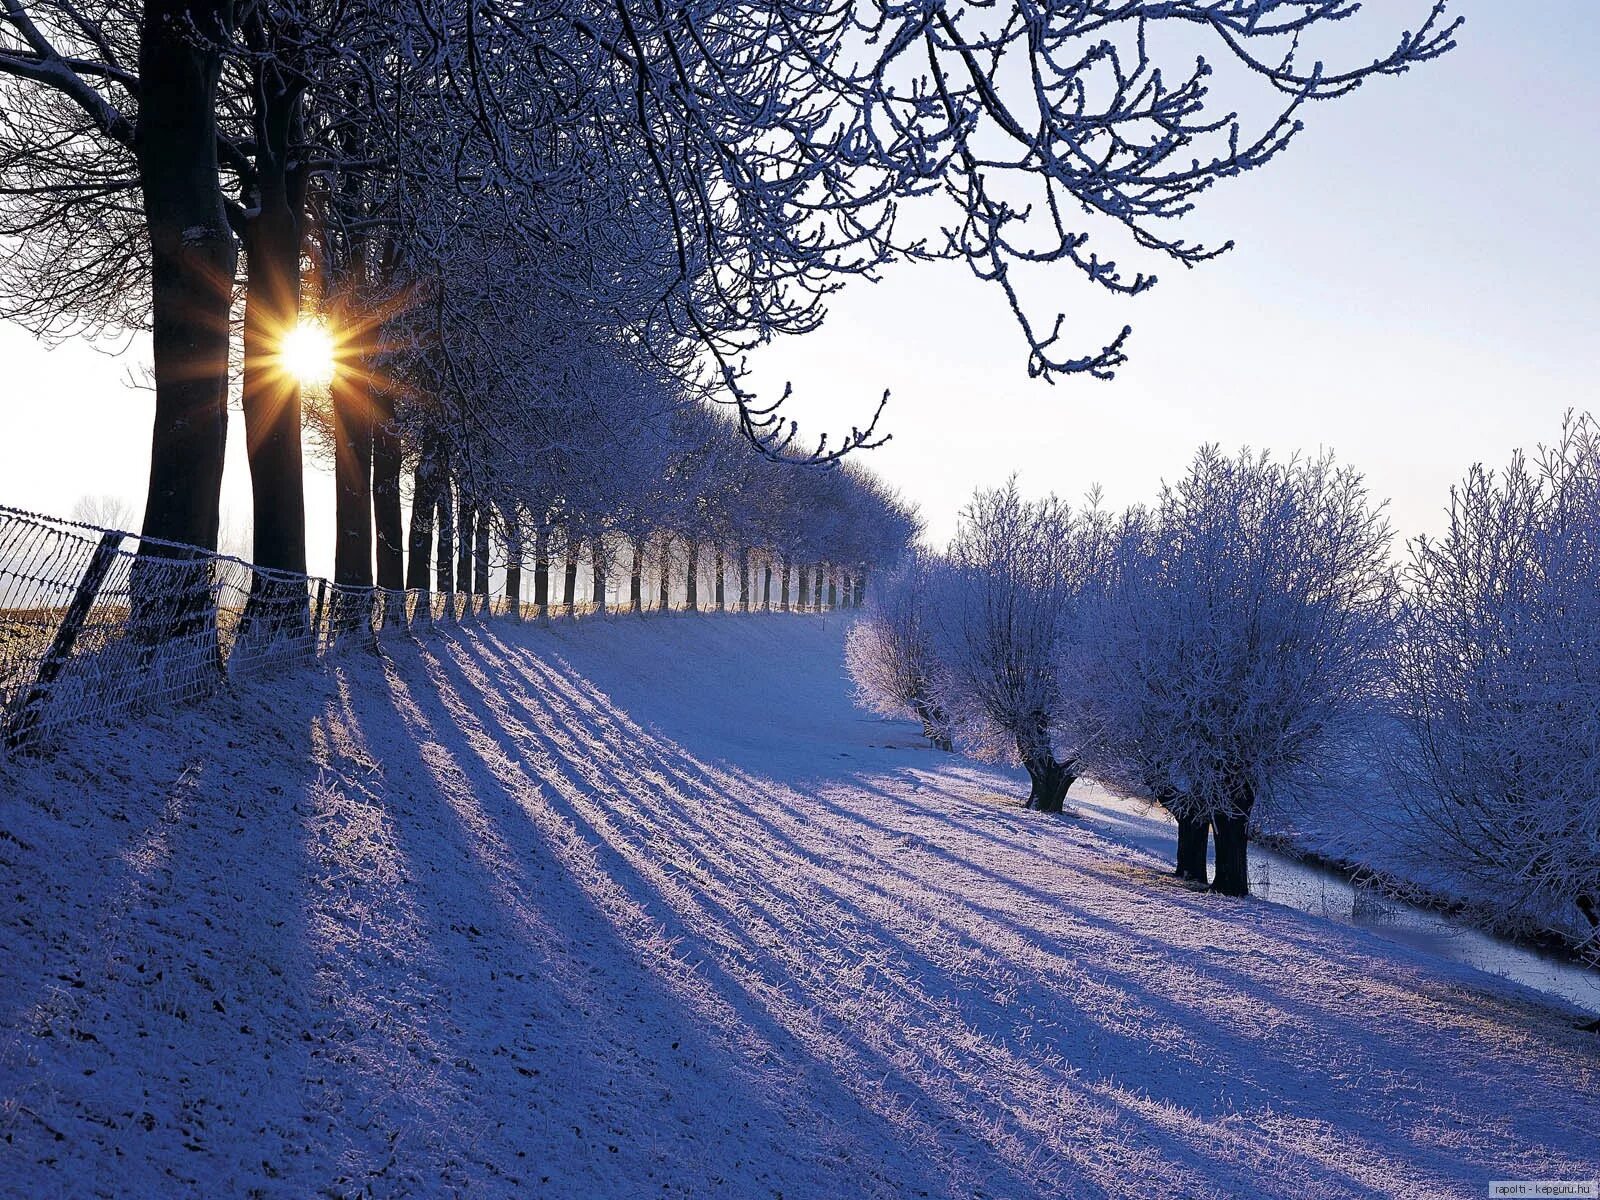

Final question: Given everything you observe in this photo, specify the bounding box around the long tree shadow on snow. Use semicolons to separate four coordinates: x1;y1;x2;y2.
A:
439;620;1600;1197
416;630;1600;1200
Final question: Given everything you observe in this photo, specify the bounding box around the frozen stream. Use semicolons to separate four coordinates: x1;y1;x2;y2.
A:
1247;844;1600;1018
1077;786;1600;1020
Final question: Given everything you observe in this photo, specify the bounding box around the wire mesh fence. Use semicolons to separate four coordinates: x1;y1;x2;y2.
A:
0;504;504;756
0;503;860;757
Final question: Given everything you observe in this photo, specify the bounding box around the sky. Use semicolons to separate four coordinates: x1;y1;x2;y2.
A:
1;0;1596;571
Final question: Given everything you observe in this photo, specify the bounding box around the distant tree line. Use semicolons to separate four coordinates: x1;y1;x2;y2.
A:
849;416;1600;953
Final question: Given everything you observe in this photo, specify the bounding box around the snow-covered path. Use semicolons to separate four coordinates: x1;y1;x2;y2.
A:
2;615;1596;1198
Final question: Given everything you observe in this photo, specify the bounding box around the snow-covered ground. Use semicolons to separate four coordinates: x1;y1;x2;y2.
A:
2;614;1596;1198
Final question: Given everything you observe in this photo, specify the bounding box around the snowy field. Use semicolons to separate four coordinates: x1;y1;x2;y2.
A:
2;614;1596;1198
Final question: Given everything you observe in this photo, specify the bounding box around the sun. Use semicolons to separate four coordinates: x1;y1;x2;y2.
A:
279;319;337;388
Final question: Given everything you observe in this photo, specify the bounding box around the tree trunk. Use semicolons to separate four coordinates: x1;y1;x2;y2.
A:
657;536;671;612
763;561;772;610
372;388;404;592
714;547;725;611
503;503;522;619
738;547;750;612
1174;813;1211;885
435;476;455;621
132;0;236;655
1210;780;1255;896
686;540;699;611
827;567;837;610
331;365;374;639
1023;757;1075;813
533;526;549;621
563;531;579;616
456;493;475;612
797;564;808;612
780;560;790;611
592;538;606;614
1210;813;1250;896
473;504;490;607
238;55;306;588
136;0;234;557
630;537;644;613
405;451;438;591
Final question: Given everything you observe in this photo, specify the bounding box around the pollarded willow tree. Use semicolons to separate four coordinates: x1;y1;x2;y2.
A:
1394;414;1600;946
927;480;1111;812
1077;447;1395;895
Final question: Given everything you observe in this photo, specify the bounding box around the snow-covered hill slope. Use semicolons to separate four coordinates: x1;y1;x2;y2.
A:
2;614;1596;1198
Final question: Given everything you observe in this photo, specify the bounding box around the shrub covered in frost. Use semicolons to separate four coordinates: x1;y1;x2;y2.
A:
845;551;953;749
1395;414;1600;946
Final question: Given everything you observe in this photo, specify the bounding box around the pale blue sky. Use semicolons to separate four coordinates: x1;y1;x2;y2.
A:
2;0;1596;569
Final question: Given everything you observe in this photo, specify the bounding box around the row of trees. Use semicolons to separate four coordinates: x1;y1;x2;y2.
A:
849;418;1600;946
387;401;919;622
1;0;1458;626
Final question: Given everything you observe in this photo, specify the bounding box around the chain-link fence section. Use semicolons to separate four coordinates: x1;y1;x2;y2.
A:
0;504;504;756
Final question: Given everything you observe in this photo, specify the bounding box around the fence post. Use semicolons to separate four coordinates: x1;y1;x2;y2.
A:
5;530;125;751
311;578;328;654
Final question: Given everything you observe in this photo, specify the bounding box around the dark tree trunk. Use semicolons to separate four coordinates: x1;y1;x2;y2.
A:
563;532;579;616
630;537;644;613
132;0;236;655
330;382;373;640
372;388;404;592
738;548;750;612
533;526;549;621
815;564;826;610
592;540;606;613
136;0;234;558
1210;813;1251;896
855;570;867;607
1174;813;1211;885
1023;757;1076;813
714;547;725;611
797;565;808;612
780;560;791;611
473;505;490;605
405;451;438;591
455;494;475;610
686;540;699;611
1210;780;1255;896
331;366;374;638
827;568;838;610
238;41;306;591
503;503;522;619
658;536;672;612
435;477;455;621
763;561;772;610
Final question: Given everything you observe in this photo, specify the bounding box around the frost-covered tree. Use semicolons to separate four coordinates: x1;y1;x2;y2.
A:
929;481;1107;812
1079;448;1394;894
1394;415;1600;945
846;551;952;750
